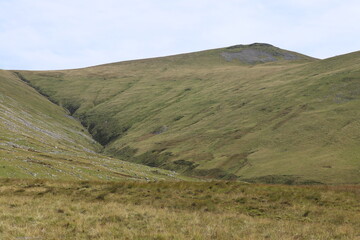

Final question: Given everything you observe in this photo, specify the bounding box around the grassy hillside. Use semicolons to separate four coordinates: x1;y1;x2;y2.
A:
17;43;360;184
0;179;359;239
0;70;191;181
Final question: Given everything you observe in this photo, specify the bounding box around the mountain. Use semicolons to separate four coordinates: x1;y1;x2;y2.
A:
0;70;191;181
12;43;360;184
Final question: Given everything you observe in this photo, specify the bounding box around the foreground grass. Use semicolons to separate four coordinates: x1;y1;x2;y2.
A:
0;179;359;239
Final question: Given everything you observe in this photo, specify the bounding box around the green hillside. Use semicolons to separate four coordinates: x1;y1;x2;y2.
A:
16;43;360;184
0;70;190;181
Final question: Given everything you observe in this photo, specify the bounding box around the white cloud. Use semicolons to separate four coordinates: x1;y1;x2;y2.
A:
0;0;360;69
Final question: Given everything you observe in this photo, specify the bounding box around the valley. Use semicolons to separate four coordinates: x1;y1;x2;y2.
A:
13;43;360;184
1;43;360;239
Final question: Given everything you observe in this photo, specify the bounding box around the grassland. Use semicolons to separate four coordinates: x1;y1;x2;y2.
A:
1;44;360;239
0;70;191;181
16;44;360;184
0;179;359;239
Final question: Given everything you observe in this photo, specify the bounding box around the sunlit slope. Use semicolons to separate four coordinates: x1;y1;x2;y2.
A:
18;44;360;184
0;70;189;181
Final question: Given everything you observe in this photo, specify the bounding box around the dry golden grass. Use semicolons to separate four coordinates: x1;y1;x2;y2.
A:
0;179;359;239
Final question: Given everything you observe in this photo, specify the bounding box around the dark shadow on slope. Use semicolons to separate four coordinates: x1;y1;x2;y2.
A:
243;175;323;185
79;115;130;146
110;146;239;180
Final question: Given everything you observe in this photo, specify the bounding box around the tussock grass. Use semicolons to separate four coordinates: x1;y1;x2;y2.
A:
0;179;359;239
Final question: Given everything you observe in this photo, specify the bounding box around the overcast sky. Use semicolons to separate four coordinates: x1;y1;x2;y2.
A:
0;0;359;70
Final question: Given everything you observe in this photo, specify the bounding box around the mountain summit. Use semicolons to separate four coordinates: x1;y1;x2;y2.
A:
221;43;312;63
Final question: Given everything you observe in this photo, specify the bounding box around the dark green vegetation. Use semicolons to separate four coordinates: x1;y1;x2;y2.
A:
0;179;359;239
15;43;360;184
0;70;192;181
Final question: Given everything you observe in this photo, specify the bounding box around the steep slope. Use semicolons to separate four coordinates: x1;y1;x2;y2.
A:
0;70;190;181
17;44;360;184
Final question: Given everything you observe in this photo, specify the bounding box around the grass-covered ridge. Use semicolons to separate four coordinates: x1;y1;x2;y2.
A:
16;44;360;184
0;70;192;181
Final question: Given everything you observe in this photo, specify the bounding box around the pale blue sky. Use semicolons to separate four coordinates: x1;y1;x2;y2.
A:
1;0;359;70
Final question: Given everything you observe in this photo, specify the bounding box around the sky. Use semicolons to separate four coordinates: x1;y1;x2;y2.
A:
0;0;360;70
